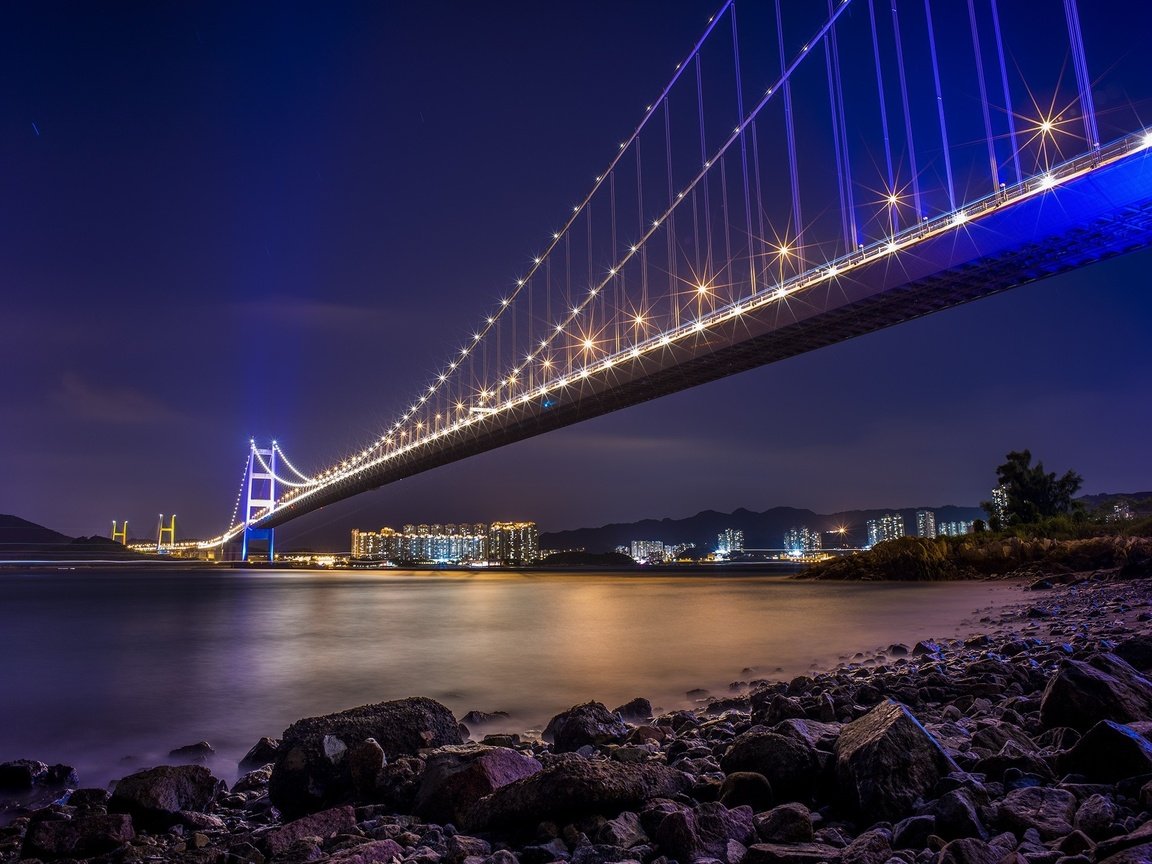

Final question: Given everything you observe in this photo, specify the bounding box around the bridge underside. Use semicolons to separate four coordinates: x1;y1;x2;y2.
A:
261;149;1152;528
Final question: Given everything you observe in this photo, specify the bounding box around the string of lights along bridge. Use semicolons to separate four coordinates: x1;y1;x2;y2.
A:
202;0;1152;560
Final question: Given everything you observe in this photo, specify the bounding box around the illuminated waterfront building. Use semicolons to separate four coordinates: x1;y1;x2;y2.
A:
351;527;402;560
488;521;540;565
630;540;666;563
916;510;937;539
783;526;821;555
716;528;744;555
938;521;974;537
866;514;905;548
991;485;1009;527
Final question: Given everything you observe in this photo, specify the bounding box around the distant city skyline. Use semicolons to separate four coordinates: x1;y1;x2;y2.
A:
4;2;1152;550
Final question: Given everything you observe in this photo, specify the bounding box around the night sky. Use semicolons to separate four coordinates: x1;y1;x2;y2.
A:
4;1;1151;549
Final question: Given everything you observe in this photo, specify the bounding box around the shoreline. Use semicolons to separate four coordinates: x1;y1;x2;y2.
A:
5;571;1152;864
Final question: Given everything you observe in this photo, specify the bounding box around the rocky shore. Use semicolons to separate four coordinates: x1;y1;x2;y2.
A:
6;572;1152;864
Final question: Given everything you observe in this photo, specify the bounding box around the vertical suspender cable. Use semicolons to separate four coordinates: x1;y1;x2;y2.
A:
869;0;896;223
990;0;1021;184
731;5;756;294
924;0;955;211
825;0;850;253
890;0;922;219
1063;0;1099;150
776;0;803;258
967;0;998;193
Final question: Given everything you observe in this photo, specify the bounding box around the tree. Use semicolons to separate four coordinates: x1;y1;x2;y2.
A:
981;449;1083;528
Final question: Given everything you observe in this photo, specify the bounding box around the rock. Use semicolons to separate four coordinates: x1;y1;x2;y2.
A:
930;788;988;841
892;815;935;850
654;801;755;862
840;827;891;864
233;765;273;794
718;772;773;811
446;834;493;862
543;702;631;752
239;737;281;772
414;744;542;824
754;802;813;843
1099;843;1152;864
269;696;462;817
461;711;511;726
720;732;819;802
614;698;654;724
463;757;689;831
109;765;225;829
1058;720;1152;782
834;700;958;822
0;760;76;791
21;813;135;859
348;738;386;795
1039;654;1152;731
913;640;943;656
1115;635;1152;672
68;788;110;808
264;805;358;856
1074;793;1116;839
936;837;1003;864
996;785;1076;840
743;841;843;863
169;740;215;763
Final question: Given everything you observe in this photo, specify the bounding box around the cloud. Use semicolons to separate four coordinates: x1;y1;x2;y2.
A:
52;373;180;425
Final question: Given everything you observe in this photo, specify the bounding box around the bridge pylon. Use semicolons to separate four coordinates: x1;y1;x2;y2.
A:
156;514;176;552
241;441;276;562
111;520;128;545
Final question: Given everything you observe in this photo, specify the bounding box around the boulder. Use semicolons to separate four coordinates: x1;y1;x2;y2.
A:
108;765;225;829
1099;844;1152;864
1074;792;1116;839
718;772;774;811
653;801;755;862
613;698;654;724
930;788;988;841
264;805;358;856
328;839;406;864
238;736;281;773
543;702;630;752
996;785;1076;840
1058;720;1152;782
743;841;842;863
463;756;689;831
1039;654;1152;731
834;700;958;822
0;760;76;791
754;802;813;843
720;732;819;802
22;813;135;859
840;827;892;864
1115;635;1152;672
936;837;1003;864
269;696;462;817
168;740;214;763
414;744;542;824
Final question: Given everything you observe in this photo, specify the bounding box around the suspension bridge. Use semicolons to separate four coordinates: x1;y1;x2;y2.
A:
200;0;1152;559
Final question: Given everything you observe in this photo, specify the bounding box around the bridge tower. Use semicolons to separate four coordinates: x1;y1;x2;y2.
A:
241;441;276;562
111;520;128;545
156;514;176;552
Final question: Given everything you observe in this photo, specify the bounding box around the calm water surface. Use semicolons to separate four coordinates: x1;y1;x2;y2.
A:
0;567;1021;787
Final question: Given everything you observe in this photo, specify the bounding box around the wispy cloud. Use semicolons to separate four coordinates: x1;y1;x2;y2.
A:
52;373;180;425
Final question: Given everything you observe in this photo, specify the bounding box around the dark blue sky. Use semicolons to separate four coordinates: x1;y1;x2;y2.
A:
3;1;1151;547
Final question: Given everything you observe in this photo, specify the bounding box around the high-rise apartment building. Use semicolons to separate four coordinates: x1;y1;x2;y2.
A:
915;510;937;539
783;526;822;554
938;521;974;537
629;540;666;563
488;521;540;565
716;528;744;555
990;484;1009;527
351;527;403;560
866;514;905;548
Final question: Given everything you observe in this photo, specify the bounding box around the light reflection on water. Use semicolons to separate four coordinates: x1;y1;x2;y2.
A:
0;568;1020;787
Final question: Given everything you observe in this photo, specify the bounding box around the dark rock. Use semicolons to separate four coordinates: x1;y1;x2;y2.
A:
718;772;773;812
1115;635;1152;672
108;765;225;829
1058;720;1152;782
996;785;1076;840
169;740;215;763
839;827;891;864
936;837;1003;864
1039;654;1152;731
1073;793;1116;839
461;711;511;726
720;732;819;802
328;839;406;864
599;810;647;848
239;737;281;772
614;699;654;723
834;700;958;822
67;788;110;808
743;841;843;863
0;760;76;791
264;805;358;856
913;641;943;657
754;802;813;844
463;758;689;831
22;813;135;859
233;765;272;794
269;696;462;817
930;788;988;841
1098;843;1152;864
543;702;631;752
892;815;935;849
347;738;386;796
654;801;755;862
414;744;542;824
